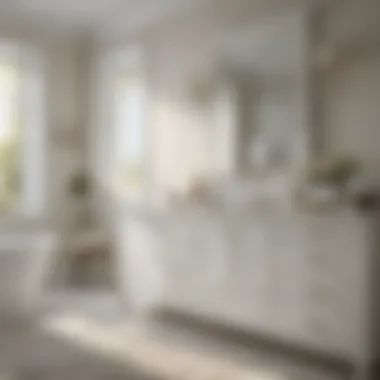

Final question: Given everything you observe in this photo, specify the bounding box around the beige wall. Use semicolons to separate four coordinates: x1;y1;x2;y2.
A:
324;0;380;175
48;40;85;219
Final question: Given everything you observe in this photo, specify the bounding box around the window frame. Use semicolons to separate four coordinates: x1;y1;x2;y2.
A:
95;46;152;205
0;41;46;218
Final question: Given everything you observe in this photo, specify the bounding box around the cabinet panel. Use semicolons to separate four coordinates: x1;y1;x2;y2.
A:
143;209;374;370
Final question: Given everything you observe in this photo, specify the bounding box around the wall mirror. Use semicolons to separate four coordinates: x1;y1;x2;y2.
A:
214;9;311;178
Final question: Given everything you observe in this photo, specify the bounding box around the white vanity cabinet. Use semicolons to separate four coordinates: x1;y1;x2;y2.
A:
122;206;378;378
299;213;371;357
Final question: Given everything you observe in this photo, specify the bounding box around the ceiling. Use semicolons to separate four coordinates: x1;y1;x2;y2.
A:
0;0;204;37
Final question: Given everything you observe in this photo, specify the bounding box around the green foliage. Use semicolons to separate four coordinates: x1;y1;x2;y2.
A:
68;171;90;198
306;154;360;187
0;132;20;211
0;66;21;211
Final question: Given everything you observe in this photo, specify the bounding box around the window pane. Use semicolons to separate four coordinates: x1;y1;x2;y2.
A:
0;65;20;211
114;65;145;201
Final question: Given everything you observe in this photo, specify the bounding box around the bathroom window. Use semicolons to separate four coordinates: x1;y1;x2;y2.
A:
0;43;45;215
111;49;147;202
0;63;20;211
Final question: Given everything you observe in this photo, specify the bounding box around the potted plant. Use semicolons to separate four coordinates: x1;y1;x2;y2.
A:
68;170;90;198
297;154;360;210
67;170;91;227
306;154;359;191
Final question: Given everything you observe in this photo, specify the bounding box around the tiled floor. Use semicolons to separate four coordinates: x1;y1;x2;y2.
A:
0;320;157;380
0;294;348;380
41;313;286;380
39;310;347;380
144;316;348;380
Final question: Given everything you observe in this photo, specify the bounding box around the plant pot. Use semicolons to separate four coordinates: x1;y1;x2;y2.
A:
351;191;380;212
67;198;90;230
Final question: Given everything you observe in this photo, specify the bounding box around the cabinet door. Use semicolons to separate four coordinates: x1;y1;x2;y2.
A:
302;214;369;356
274;214;308;339
163;216;203;308
162;212;228;314
227;214;268;330
123;219;163;311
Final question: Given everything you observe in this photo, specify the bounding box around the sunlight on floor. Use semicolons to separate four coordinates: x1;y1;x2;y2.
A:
40;313;288;380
